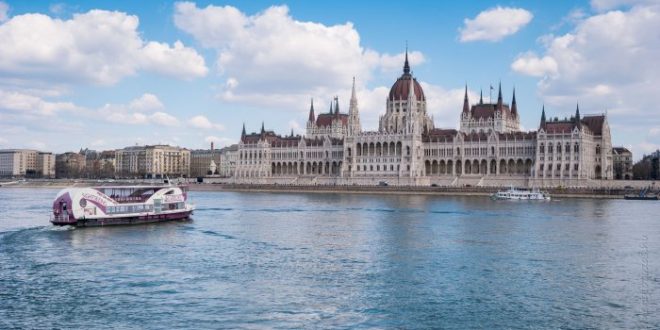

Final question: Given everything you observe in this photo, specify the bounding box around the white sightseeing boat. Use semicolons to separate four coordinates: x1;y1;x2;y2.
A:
491;186;551;201
51;185;194;227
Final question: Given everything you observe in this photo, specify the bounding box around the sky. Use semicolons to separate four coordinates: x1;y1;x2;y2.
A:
0;0;658;159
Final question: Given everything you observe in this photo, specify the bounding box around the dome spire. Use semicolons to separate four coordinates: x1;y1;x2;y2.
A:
403;43;410;75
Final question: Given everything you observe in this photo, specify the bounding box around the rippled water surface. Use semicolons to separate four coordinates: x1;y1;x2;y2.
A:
1;188;659;329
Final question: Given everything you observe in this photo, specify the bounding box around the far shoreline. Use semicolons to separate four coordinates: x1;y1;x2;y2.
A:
1;180;643;199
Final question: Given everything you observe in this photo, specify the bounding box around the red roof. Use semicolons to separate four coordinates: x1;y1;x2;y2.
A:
582;115;605;135
389;74;425;101
470;103;513;120
423;129;457;142
316;113;348;127
498;131;536;140
544;121;575;134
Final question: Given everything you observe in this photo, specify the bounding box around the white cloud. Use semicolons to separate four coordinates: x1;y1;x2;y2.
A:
174;2;421;110
0;89;82;116
98;94;179;126
0;9;207;87
590;0;658;11
188;115;225;130
513;2;660;157
150;112;180;126
511;52;558;77
371;51;425;73
0;2;8;22
141;41;208;79
128;93;164;111
204;135;232;148
49;3;67;15
459;7;533;42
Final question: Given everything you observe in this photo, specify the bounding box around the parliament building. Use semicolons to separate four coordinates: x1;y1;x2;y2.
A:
233;52;614;187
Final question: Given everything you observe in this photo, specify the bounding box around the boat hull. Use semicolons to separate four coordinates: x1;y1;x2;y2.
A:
51;210;193;227
623;195;658;200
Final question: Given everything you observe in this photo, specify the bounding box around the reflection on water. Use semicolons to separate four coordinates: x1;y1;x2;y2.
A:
1;188;659;329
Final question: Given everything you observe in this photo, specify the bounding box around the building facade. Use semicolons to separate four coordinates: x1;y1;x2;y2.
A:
0;149;55;178
234;53;616;187
55;152;87;178
115;145;190;178
612;147;633;180
190;143;223;177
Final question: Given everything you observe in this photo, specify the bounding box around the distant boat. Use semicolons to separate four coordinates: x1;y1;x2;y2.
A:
491;186;551;201
51;184;194;227
624;187;658;200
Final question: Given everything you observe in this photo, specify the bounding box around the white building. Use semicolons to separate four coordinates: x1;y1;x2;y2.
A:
0;149;55;178
234;52;614;187
115;145;190;178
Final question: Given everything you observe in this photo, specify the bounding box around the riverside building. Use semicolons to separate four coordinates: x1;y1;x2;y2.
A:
0;149;55;178
115;145;190;178
234;52;616;187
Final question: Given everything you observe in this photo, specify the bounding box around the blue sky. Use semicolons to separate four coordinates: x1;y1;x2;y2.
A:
0;0;658;158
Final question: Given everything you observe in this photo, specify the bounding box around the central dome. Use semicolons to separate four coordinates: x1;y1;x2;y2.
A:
389;75;425;101
388;52;425;101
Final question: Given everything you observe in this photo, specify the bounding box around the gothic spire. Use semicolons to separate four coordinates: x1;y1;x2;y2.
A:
350;77;357;102
479;89;483;105
241;122;246;137
291;128;294;137
575;102;581;129
496;82;503;110
462;84;470;113
540;105;546;129
334;96;340;116
260;121;265;134
511;87;518;117
308;98;315;122
403;44;410;75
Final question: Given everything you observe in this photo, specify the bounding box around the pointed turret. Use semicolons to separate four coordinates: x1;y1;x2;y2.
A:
479;89;483;105
540;105;547;129
462;84;470;113
348;76;361;135
511;88;518;118
290;128;294;137
575;103;581;129
350;77;357;104
260;121;265;134
241;123;246;137
329;101;333;114
496;82;503;110
334;96;340;116
403;46;411;75
308;98;315;122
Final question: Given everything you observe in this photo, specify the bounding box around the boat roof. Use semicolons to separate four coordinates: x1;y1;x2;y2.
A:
91;185;185;189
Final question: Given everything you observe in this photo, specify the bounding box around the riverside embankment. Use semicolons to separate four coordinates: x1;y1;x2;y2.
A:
1;179;656;199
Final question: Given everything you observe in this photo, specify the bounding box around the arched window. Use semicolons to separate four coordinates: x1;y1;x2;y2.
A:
540;143;545;153
596;145;601;155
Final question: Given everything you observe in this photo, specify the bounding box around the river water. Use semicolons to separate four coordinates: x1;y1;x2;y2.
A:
1;188;659;329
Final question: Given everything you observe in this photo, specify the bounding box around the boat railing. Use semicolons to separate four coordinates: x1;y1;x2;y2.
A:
50;213;75;224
